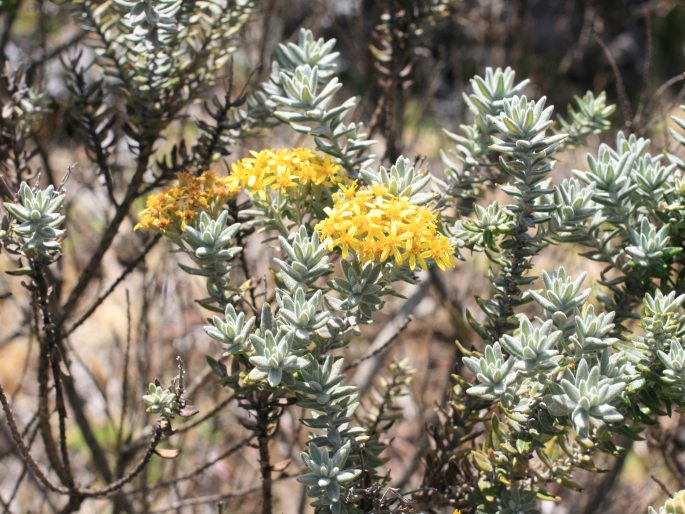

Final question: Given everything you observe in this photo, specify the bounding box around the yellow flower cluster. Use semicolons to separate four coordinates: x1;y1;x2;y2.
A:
230;147;343;196
315;183;456;270
137;148;343;232
136;171;240;232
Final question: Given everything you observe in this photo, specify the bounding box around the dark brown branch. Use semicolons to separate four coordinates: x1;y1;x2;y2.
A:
58;142;154;326
580;446;630;514
79;423;163;498
0;380;70;495
650;474;673;498
256;392;273;514
64;234;161;337
54;422;164;512
26;31;88;85
61;375;115;481
31;264;70;486
50;345;74;488
5;422;40;508
126;435;253;494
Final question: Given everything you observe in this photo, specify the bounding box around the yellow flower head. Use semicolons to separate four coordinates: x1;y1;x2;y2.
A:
136;171;240;233
314;184;456;271
230;148;344;198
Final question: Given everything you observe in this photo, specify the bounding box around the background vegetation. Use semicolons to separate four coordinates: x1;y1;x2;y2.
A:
1;0;685;513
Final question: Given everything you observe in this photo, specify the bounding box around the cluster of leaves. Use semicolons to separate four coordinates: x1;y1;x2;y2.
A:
246;29;375;174
553;131;684;324
431;63;685;512
82;0;254;137
67;0;255;193
1;183;65;262
132;30;449;512
189;160;431;511
146;39;684;511
3;6;685;513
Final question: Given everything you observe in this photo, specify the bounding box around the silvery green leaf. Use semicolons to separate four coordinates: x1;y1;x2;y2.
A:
547;358;625;437
558;91;615;147
142;383;180;419
246;29;374;174
4;181;66;261
360;156;432;204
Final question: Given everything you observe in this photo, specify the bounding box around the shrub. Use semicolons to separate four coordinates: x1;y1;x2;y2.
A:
0;2;684;513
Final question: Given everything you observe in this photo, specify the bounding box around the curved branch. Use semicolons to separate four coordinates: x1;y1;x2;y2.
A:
79;423;163;498
0;380;70;495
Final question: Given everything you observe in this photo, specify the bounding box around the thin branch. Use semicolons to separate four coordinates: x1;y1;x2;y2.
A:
580;445;630;514
126;435;253;494
0;0;22;94
78;423;163;498
31;264;70;486
122;394;235;454
5;422;39;508
116;290;133;455
650;474;673;498
0;380;70;495
593;33;633;129
256;392;273;514
148;485;262;513
65;234;161;337
26;31;88;85
633;8;654;130
351;274;430;394
651;73;685;102
344;316;412;372
58;142;154;326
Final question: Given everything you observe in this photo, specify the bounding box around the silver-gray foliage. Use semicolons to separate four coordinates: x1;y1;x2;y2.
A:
3;182;66;261
247;29;375;174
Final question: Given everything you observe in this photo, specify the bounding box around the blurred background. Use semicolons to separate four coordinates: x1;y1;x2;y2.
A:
1;0;685;512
